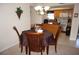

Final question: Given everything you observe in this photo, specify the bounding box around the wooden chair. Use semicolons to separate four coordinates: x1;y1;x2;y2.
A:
41;24;61;53
13;26;27;54
26;32;45;55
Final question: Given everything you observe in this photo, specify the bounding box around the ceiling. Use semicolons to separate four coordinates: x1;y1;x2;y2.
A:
30;3;74;10
30;3;74;7
49;4;74;10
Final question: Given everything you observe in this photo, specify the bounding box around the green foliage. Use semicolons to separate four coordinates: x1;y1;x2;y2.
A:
16;7;23;13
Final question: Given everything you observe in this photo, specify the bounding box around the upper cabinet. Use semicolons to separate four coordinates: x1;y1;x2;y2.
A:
54;9;73;18
54;10;61;18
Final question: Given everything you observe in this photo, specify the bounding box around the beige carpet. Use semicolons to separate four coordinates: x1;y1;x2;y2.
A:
0;33;79;55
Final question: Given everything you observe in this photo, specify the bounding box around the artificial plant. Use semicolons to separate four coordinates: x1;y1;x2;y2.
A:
16;7;23;19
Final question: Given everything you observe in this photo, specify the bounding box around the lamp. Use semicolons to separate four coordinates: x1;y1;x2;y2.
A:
34;6;50;15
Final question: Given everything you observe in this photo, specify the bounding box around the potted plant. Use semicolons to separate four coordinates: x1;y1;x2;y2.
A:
16;7;23;19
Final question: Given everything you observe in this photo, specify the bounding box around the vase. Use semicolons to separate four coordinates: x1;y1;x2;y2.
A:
16;12;22;19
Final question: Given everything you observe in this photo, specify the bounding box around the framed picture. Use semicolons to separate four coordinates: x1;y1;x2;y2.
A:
74;13;78;18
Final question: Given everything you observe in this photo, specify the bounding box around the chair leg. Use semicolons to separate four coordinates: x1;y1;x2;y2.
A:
21;45;23;53
25;46;28;54
41;48;43;55
29;48;31;55
41;51;42;55
46;46;49;55
55;44;57;53
29;51;31;55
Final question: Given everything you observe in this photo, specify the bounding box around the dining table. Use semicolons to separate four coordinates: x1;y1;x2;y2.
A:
20;28;54;54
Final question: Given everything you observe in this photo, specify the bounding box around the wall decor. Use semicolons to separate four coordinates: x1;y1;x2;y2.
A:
16;7;23;19
74;13;78;18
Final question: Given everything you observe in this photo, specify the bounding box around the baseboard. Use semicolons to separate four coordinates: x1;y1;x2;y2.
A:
0;42;18;53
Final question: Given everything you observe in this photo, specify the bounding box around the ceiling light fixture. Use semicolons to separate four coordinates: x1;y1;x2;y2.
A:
34;6;50;15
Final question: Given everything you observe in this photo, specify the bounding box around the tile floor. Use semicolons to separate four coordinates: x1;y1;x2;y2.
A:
0;32;79;55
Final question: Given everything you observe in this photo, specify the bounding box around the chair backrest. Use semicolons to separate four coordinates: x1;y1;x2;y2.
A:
26;32;44;52
44;19;48;23
13;26;20;39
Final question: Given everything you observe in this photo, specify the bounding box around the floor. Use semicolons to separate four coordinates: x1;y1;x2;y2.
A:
0;32;79;55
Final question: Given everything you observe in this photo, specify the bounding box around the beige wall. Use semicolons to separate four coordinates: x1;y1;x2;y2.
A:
0;4;31;52
30;6;48;25
70;4;79;40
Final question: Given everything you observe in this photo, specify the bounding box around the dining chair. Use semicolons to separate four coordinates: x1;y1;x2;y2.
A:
13;26;28;54
41;24;61;53
26;32;45;55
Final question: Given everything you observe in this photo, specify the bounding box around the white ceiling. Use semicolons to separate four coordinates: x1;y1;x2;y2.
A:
30;3;74;7
30;3;74;10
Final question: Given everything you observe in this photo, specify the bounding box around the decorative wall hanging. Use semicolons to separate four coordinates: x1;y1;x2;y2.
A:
74;13;78;18
16;7;23;19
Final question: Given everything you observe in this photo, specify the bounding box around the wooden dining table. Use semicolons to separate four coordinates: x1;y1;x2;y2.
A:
20;29;54;54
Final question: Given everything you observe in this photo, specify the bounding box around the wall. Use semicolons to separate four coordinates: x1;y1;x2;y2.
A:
0;3;31;52
30;6;44;25
70;4;79;40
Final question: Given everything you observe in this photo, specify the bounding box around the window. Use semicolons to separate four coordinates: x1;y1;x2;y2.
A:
47;13;54;19
47;11;54;19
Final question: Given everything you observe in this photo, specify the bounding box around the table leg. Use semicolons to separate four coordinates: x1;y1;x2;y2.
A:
25;46;28;54
46;45;49;55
